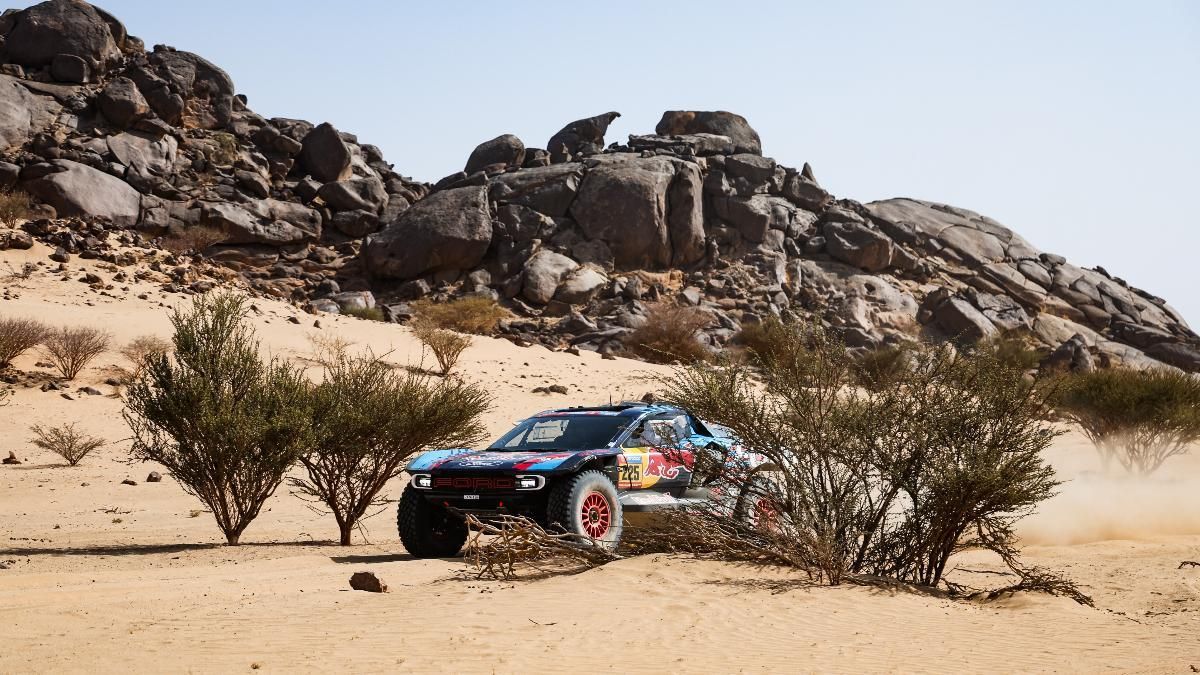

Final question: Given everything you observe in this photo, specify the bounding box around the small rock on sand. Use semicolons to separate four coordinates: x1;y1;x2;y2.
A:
121;478;137;486
349;571;387;593
146;471;162;482
3;451;21;465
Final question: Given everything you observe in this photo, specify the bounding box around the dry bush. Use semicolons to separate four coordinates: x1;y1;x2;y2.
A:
30;423;105;466
342;305;386;322
119;335;172;380
411;296;508;335
41;326;111;380
624;303;713;364
851;343;912;390
293;352;490;545
465;514;623;580
981;332;1044;372
305;332;355;367
124;293;313;545
411;320;470;375
0;189;32;227
0;316;49;368
658;323;1074;595
5;261;37;281
160;226;226;254
1052;367;1200;475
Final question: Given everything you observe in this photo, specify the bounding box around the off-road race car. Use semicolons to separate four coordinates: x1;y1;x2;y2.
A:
397;403;769;557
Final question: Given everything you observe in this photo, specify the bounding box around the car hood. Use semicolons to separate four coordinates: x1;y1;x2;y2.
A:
406;448;618;473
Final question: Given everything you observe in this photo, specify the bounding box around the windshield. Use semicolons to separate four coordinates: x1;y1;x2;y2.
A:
489;415;631;452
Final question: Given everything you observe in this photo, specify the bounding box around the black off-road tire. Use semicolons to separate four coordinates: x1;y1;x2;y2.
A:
397;485;469;558
545;470;623;550
733;471;779;531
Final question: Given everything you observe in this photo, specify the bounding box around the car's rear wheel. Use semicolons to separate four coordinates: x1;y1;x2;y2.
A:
397;484;469;558
546;470;623;550
733;471;781;532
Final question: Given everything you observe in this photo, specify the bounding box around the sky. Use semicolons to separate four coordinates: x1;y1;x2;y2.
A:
92;0;1200;326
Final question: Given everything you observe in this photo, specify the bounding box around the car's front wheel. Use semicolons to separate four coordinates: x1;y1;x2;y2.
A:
397;484;469;558
546;470;623;550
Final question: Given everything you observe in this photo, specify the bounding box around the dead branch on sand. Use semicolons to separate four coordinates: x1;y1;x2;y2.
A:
463;514;621;580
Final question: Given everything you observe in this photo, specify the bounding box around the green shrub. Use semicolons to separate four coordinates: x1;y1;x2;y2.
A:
660;323;1068;594
411;320;470;375
123;293;314;545
31;423;104;466
851;344;912;390
625;303;713;364
1052;368;1200;475
293;352;491;544
411;296;508;335
981;332;1044;372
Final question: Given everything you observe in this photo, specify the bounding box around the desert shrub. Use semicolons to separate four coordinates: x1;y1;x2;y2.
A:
209;132;239;167
305;332;355;367
293;352;491;545
1052;368;1200;475
119;335;172;380
0;189;32;227
411;320;470;375
981;332;1044;372
160;226;226;254
411;296;508;335
342;305;386;322
41;325;111;380
123;293;314;545
660;323;1066;592
851;343;912;390
0;316;49;368
624;303;713;364
734;316;795;366
30;423;105;466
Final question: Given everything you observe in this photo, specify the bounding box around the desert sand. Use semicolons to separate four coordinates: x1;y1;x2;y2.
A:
2;242;1198;674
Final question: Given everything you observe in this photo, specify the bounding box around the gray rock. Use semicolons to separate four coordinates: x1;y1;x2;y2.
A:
571;158;676;269
667;162;705;266
656;110;762;155
299;122;351;183
107;131;178;176
331;291;375;312
932;295;997;342
522;250;578;305
465;134;525;174
627;133;735;157
1041;334;1095;374
0;76;62;152
363;185;492;279
201;199;321;246
547;111;620;162
824;221;894;272
23;160;141;226
318;177;387;212
4;0;122;72
489;163;583;217
725;154;777;185
146;471;163;482
555;266;608;305
235;169;270;198
330;209;380;238
50;53;89;83
97;77;149;129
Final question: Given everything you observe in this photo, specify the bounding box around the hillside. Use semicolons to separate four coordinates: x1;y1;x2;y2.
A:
1;0;1197;372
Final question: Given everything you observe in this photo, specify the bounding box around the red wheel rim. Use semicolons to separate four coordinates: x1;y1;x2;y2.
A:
754;498;778;531
580;492;611;538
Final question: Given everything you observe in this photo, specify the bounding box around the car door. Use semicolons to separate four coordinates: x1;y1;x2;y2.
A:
618;413;695;490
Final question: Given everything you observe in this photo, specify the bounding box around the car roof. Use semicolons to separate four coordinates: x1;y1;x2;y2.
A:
532;402;685;418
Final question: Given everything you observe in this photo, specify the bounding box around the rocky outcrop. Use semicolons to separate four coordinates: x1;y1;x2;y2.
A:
0;1;1195;373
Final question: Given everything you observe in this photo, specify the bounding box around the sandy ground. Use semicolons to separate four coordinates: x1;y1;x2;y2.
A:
1;242;1199;674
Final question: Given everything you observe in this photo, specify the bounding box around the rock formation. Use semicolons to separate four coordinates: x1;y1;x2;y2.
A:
1;0;1197;373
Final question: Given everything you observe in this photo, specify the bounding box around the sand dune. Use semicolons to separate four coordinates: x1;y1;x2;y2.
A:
2;242;1199;673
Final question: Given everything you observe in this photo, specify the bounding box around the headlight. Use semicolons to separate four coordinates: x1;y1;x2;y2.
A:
515;475;545;490
411;474;432;489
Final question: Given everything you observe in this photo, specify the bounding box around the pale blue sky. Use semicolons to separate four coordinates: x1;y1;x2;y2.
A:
95;1;1199;325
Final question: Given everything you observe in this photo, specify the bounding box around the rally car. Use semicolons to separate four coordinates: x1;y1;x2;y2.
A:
396;402;769;557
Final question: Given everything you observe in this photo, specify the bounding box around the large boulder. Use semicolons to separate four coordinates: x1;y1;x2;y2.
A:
522;250;578;305
1;0;121;73
655;110;762;155
930;294;997;342
97;77;150;129
299;122;352;183
317;177;387;213
668;162;705;266
464;134;525;174
107;131;177;176
144;48;236;129
363;185;492;279
571;158;675;270
547;111;620;163
555;265;609;305
0;76;60;151
489;163;583;217
824;221;894;272
201;199;321;246
22;160;142;226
